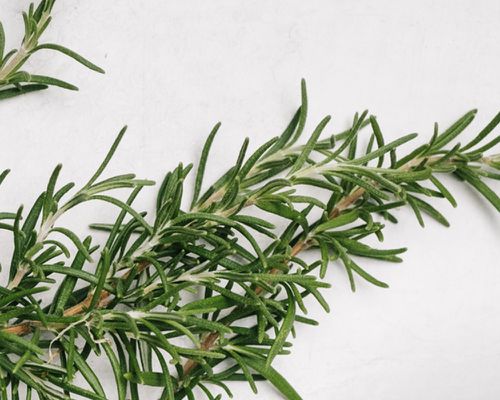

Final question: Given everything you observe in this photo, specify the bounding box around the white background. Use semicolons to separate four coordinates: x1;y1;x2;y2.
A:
1;1;500;399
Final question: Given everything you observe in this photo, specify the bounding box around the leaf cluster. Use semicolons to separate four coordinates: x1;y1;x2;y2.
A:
0;0;103;101
0;79;499;400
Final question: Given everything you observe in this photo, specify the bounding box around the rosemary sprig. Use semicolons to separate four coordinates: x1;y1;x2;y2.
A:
0;81;499;399
0;0;103;101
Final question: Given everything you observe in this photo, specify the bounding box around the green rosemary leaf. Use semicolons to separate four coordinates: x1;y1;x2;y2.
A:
314;210;359;233
295;315;319;325
63;335;76;384
232;138;250;180
287;78;308;147
32;43;104;73
256;199;307;232
0;355;63;399
289;195;326;209
432;143;462;166
51;237;93;314
409;196;450;227
0;331;44;355
394;144;428;168
266;285;296;368
89;249;112;310
339;165;402;194
39;242;68;262
289;115;331;175
140;323;182;363
12;329;40;374
389;167;432;183
22;194;44;237
172;212;267;268
8;206;24;281
349;260;389;288
455;168;500;211
231;214;275;230
329;171;390;200
430;175;457;207
41;163;62;221
46;375;105;400
328;111;368;159
266;108;301;156
124;371;167;387
192;122;221;208
407;195;425;227
54;182;75;202
432;110;477;150
242;356;303;400
0;222;14;231
369;116;385;167
319;240;329;279
239;137;278;181
0;21;4;61
61;339;106;397
27;74;78;90
335;238;406;262
102;341;127;400
83;127;127;189
226;349;258;393
50;227;93;262
465;135;500;157
20;361;67;376
0;169;10;186
89;195;152;234
351;133;418;166
461;111;500;151
183;296;235;314
40;264;113;292
0;286;49;308
0;84;48;100
177;347;226;360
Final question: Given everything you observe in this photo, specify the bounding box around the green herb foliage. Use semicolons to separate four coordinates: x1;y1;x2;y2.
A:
0;77;499;399
0;0;103;101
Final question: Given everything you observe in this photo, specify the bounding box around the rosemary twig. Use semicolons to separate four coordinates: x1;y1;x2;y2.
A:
0;0;103;101
179;146;494;379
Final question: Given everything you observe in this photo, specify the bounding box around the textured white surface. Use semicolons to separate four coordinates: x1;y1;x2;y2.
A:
1;1;500;399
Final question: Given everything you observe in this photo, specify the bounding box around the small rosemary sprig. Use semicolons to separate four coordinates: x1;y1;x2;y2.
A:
0;81;499;399
0;0;103;101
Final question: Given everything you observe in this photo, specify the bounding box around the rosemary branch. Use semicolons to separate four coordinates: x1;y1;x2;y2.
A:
178;150;485;379
0;0;103;101
0;80;499;400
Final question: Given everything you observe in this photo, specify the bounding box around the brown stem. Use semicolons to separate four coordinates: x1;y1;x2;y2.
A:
2;321;32;336
2;260;150;335
182;331;220;376
328;187;365;219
